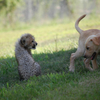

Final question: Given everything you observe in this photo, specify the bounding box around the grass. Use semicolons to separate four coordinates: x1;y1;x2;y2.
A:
0;15;100;100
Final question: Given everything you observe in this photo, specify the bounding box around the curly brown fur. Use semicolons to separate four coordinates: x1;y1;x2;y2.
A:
15;33;41;80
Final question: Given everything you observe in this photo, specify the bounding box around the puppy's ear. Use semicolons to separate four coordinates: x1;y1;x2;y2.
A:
20;37;26;45
91;36;100;45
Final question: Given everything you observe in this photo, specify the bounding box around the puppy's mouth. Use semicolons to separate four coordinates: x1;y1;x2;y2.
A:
91;52;96;60
32;45;36;49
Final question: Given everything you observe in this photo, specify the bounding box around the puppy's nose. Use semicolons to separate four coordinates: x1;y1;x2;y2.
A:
36;43;38;45
83;55;86;58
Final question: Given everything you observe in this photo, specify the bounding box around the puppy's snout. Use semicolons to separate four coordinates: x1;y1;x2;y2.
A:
83;55;87;58
32;45;35;48
36;42;38;45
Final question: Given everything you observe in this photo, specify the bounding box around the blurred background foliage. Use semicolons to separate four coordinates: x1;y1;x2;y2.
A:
0;0;100;29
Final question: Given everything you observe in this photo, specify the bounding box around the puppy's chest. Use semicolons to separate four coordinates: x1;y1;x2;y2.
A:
17;50;34;64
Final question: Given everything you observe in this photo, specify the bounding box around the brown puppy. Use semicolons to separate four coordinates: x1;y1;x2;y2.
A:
15;33;41;80
84;34;100;70
69;14;100;72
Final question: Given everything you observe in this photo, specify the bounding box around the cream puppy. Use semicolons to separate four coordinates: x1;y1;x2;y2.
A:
15;33;41;80
84;34;100;70
69;14;100;72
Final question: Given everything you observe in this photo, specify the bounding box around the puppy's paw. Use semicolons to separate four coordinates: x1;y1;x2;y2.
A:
86;66;94;71
69;67;75;72
90;68;94;71
93;66;98;70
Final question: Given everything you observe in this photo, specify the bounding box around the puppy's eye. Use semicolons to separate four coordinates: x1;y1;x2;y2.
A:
86;47;89;50
32;41;34;42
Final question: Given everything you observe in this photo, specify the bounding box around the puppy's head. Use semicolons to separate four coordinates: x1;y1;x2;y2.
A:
20;33;37;49
84;35;100;60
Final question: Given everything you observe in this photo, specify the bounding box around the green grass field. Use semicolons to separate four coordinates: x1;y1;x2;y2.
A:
0;16;100;100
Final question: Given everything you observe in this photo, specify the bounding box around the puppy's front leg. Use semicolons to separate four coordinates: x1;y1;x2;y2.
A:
84;58;93;71
69;48;83;72
92;54;98;70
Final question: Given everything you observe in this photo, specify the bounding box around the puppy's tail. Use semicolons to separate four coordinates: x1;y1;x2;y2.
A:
75;14;86;34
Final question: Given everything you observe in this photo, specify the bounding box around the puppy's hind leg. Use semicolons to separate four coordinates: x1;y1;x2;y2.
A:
18;66;24;81
69;48;84;72
34;62;41;76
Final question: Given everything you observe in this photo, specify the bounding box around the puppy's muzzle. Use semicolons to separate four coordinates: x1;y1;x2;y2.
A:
36;43;38;45
83;52;96;60
91;52;96;60
32;43;38;49
83;55;87;58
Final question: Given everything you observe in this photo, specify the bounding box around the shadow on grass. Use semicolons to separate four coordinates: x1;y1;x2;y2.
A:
0;48;100;88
